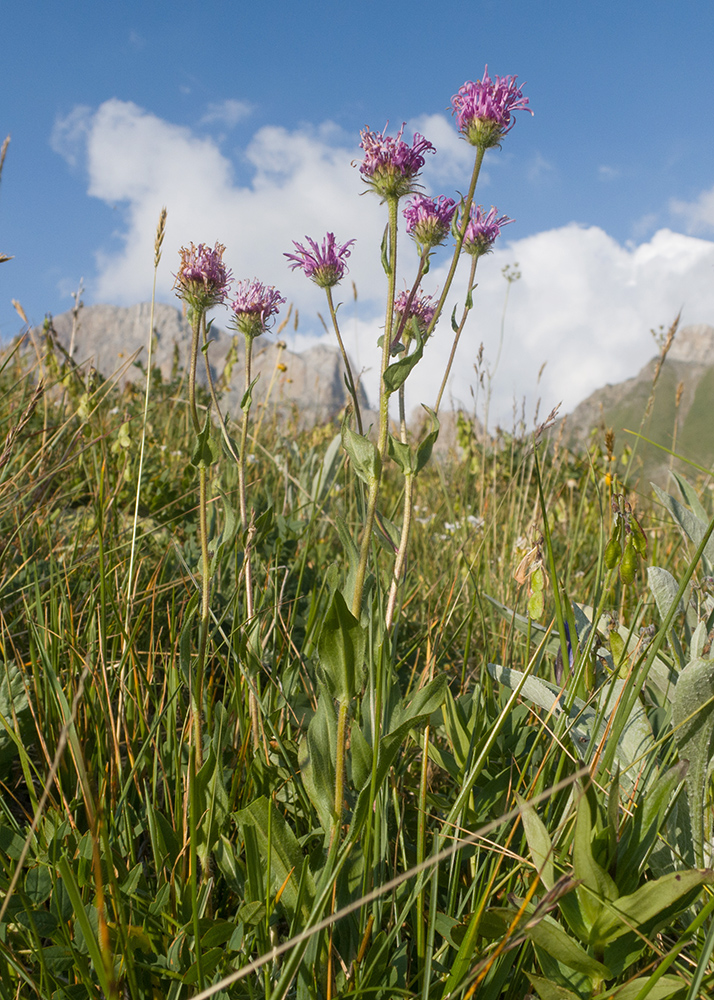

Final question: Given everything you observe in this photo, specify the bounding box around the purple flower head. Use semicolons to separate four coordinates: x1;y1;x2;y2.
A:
174;242;232;311
403;195;457;252
462;205;513;257
394;289;437;342
359;123;435;201
452;66;532;149
229;280;286;339
284;233;356;288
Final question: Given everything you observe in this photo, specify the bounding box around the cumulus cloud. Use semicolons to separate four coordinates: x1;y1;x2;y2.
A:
52;99;714;426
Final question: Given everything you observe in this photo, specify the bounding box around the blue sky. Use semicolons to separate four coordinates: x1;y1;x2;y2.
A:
3;1;714;422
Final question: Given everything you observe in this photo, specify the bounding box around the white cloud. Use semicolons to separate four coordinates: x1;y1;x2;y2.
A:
200;99;252;128
671;186;714;235
598;164;620;181
51;105;93;167
53;99;714;426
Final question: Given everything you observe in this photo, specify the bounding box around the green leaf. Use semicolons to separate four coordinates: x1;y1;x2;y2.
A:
236;797;315;922
298;690;337;832
350;719;373;790
317;589;366;702
652;481;714;573
387;434;413;476
380;224;390;275
648;566;684;621
25;865;52;904
672;654;714;865
517;794;555;890
190;410;219;467
573;792;618;934
527;915;610;981
592;868;714;945
342;423;381;486
57;857;114;998
241;373;260;411
415;405;440;475
527;973;581;1000
383;328;424;393
604;974;688;1000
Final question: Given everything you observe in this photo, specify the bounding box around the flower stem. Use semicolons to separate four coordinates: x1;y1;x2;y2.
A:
351;196;399;620
325;286;363;435
331;700;349;846
238;332;260;751
186;310;213;770
423;146;486;345
434;254;479;413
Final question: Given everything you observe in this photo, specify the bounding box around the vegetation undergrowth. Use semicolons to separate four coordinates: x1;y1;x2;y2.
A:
2;70;714;1000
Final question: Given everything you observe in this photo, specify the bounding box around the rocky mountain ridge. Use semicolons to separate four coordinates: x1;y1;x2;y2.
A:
41;301;368;424
563;323;714;480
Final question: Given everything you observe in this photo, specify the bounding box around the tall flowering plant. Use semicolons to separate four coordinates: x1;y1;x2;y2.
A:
281;78;530;870
172;70;530;994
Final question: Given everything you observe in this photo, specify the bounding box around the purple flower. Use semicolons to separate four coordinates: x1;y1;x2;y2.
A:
284;233;356;288
394;290;437;341
462;205;513;257
229;280;286;339
403;195;457;252
359;123;435;200
452;66;532;149
174;242;232;311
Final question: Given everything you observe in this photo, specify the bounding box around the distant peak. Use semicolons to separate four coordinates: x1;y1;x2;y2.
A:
668;323;714;364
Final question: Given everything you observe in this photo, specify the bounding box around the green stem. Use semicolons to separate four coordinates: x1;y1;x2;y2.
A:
415;723;430;985
187;310;212;771
331;700;349;845
351;195;400;621
238;332;260;749
385;471;414;631
188;743;205;990
325;286;363;435
423;145;486;344
434;254;479;414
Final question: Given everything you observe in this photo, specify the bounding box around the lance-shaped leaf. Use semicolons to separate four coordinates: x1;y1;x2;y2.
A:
191;410;219;467
342;423;381;486
672;654;714;866
415;405;440;475
298;689;337;833
383;325;424;393
318;589;366;702
236;796;315;922
591;867;714;946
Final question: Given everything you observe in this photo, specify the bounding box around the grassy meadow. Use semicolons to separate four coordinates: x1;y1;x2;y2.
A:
0;305;714;1000
3;80;714;999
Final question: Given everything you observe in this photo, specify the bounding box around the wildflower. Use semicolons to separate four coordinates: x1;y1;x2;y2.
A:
284;233;355;288
394;289;437;341
359;123;435;201
403;195;456;252
229;280;285;339
174;242;232;311
461;205;513;257
452;66;532;149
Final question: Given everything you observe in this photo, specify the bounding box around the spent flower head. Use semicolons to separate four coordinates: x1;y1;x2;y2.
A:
174;242;232;312
403;195;457;252
394;289;437;342
462;205;513;257
359;123;435;201
284;233;355;288
229;280;285;339
452;66;532;150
